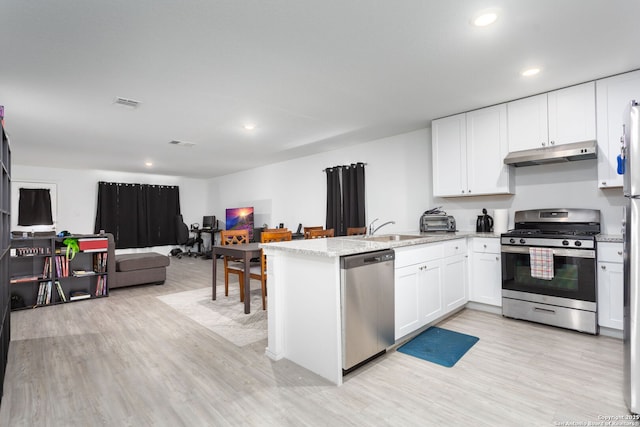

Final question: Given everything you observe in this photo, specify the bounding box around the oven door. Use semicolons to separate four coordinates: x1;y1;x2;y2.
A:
501;245;596;302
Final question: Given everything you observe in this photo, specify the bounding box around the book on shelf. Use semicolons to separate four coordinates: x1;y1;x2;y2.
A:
78;238;108;251
9;275;40;284
55;281;66;302
93;252;108;273
12;247;51;257
37;281;52;305
69;291;91;301
95;275;107;296
72;270;95;277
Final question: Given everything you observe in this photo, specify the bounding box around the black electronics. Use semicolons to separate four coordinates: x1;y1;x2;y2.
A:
203;215;215;229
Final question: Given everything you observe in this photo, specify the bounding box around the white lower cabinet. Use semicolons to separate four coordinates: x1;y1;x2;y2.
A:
394;239;467;340
469;238;502;307
597;242;624;330
442;240;468;312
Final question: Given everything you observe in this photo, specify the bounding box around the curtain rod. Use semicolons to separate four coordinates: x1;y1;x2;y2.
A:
322;162;367;172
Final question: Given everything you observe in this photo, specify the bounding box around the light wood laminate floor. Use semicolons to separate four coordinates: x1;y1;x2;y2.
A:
0;257;631;426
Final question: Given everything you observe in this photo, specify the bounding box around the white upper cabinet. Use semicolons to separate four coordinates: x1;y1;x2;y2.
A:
506;93;548;152
466;104;513;196
548;82;597;145
432;113;466;197
507;82;596;152
432;105;513;197
596;70;640;188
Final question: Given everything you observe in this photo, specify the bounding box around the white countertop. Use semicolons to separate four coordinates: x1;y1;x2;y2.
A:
597;234;623;243
260;231;492;257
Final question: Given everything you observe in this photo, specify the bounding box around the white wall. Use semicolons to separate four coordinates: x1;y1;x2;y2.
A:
11;165;209;252
206;129;432;234
207;128;626;236
12;126;627;243
439;160;626;235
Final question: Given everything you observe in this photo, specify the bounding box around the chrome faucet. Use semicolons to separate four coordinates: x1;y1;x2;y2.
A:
368;218;396;235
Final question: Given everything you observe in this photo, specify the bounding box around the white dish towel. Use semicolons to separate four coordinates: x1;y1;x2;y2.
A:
529;247;554;280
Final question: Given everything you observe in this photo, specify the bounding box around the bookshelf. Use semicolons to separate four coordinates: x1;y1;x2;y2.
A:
0;123;11;404
9;235;109;310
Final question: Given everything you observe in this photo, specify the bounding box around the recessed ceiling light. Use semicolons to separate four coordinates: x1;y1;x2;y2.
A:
473;12;498;27
243;123;256;131
521;68;541;77
144;161;153;167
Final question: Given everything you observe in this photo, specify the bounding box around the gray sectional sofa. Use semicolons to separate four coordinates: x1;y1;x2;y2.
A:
105;233;170;289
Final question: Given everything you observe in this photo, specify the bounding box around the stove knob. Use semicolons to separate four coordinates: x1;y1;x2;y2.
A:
575;241;582;247
509;238;515;244
519;239;526;244
562;240;569;246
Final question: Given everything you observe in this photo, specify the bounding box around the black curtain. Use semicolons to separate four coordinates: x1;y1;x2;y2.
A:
342;163;366;233
94;182;180;249
18;188;53;226
325;167;342;233
325;162;366;236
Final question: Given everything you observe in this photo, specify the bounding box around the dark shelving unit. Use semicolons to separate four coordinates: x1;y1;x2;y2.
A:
0;124;11;405
9;235;109;310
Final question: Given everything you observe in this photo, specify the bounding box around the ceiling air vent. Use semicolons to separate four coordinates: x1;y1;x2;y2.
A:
113;97;141;109
169;140;196;147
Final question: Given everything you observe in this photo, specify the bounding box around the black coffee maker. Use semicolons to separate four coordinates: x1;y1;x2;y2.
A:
476;208;494;232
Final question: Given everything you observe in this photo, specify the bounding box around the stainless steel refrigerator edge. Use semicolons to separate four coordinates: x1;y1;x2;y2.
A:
623;100;640;413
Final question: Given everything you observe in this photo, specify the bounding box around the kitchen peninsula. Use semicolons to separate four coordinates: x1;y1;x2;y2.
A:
261;232;472;385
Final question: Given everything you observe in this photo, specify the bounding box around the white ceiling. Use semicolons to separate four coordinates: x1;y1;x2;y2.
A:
1;0;639;179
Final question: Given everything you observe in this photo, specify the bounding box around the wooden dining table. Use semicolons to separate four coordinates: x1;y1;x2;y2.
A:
211;242;262;314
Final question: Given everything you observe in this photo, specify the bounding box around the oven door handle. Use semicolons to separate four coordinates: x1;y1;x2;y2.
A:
500;245;595;259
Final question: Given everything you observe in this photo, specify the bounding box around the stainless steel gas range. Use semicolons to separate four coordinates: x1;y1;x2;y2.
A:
501;208;601;334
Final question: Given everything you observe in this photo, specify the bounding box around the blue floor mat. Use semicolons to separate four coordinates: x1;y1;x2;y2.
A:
397;326;479;368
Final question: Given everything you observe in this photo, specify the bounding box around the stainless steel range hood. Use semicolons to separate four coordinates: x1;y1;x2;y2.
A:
503;140;597;167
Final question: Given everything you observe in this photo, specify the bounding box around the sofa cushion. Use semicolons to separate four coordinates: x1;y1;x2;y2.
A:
116;253;170;272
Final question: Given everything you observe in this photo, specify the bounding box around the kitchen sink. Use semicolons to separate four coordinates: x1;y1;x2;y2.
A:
362;234;422;242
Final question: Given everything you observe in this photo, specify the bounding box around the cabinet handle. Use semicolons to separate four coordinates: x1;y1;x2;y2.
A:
541;142;546;146
602;181;607;186
496;257;500;261
461;190;465;194
601;265;606;270
618;251;623;256
468;190;471;193
483;244;487;248
550;140;555;145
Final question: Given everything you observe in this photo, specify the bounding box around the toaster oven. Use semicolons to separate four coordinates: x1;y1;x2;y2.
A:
420;214;456;232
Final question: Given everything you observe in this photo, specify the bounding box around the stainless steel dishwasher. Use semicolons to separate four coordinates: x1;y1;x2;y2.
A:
340;249;395;373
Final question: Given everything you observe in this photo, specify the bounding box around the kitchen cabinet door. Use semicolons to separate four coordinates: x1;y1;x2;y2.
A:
394;264;421;339
433;107;513;197
597;70;640;188
597;261;623;330
470;252;502;307
442;253;467;312
547;82;596;146
507;93;548;152
432;113;467;197
466;104;513;196
418;261;443;325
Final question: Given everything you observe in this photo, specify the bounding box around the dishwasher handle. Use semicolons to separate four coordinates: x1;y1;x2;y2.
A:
341;250;395;269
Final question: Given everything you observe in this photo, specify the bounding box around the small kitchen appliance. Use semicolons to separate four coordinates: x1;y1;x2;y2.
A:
501;208;600;335
476;208;494;232
420;208;456;232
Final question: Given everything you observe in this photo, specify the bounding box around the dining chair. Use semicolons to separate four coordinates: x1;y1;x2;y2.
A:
308;228;335;239
250;229;292;310
303;226;324;239
347;227;367;236
219;229;249;301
